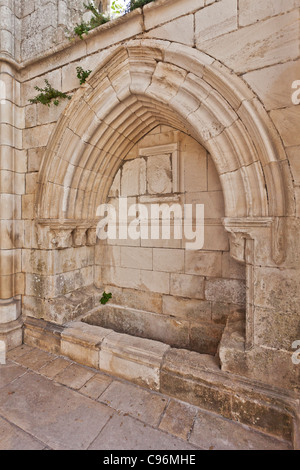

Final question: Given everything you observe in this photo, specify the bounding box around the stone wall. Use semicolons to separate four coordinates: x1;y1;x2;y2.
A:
0;0;299;393
94;125;245;354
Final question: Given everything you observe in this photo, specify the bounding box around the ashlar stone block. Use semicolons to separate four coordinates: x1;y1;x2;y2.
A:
61;322;112;369
100;331;170;390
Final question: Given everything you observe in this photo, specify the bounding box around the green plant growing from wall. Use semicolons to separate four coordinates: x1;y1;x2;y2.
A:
71;1;109;40
73;21;91;40
127;0;155;12
100;292;112;305
111;0;127;16
28;80;71;107
76;66;92;85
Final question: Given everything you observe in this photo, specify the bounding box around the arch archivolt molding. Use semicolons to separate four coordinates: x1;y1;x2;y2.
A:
36;40;288;263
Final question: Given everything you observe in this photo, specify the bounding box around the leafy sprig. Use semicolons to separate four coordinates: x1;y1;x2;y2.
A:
76;66;92;85
72;2;109;40
100;292;112;305
127;0;155;12
28;80;71;107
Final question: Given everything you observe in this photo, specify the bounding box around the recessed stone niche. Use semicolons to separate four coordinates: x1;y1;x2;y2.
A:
92;125;246;356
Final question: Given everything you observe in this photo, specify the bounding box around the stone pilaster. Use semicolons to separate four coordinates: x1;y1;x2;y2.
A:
220;217;300;393
0;1;24;349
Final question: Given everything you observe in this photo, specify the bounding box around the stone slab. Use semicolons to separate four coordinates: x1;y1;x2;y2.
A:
38;357;71;380
24;317;63;355
161;348;296;442
100;331;170;391
99;380;168;427
54;363;95;390
0;416;46;450
11;347;53;372
0;361;26;389
190;409;292;450
79;373;112;400
0;371;113;450
61;322;113;369
159;399;198;440
88;412;199;450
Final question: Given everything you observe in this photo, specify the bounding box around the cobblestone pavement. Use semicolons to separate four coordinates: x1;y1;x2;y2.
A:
0;345;292;451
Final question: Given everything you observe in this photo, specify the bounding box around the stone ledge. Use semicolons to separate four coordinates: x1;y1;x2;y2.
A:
61;321;113;369
100;331;170;391
0;317;23;351
160;347;297;443
23;316;299;446
24;316;63;354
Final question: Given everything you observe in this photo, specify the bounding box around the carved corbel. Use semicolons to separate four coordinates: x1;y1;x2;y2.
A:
72;228;87;247
227;232;247;264
86;227;97;246
223;217;286;266
36;225;54;250
51;229;73;249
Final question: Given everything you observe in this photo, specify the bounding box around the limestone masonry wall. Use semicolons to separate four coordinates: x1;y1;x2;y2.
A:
0;0;299;394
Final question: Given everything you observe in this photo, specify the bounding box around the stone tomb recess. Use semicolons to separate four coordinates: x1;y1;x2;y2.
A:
84;126;246;356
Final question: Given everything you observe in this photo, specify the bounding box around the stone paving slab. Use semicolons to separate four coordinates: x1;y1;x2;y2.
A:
38;357;71;379
159;400;198;441
189;408;293;451
79;374;113;400
0;346;293;451
88;413;199;451
0;361;26;389
99;381;168;427
0;416;46;451
0;371;114;450
53;362;95;390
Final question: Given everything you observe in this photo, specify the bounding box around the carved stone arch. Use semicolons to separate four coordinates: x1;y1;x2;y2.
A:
36;40;288;263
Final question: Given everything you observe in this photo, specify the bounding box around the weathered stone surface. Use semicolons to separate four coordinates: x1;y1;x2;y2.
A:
0;371;113;450
144;0;205;30
195;0;237;44
145;15;194;46
100;380;168;427
243;60;300;111
199;9;299;73
190;321;224;355
1;0;299;434
100;331;170;390
147;154;173;194
162;295;211;321
24;317;63;354
0;416;45;450
79;373;112;400
190;408;292;450
83;304;190;350
159;399;198;440
205;278;246;304
170;273;205;299
88;412;198;450
239;0;298;27
270;107;300;147
161;347;296;441
54;363;95;390
61;322;113;369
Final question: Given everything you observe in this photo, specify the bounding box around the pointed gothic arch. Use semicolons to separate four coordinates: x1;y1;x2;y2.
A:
36;40;288;263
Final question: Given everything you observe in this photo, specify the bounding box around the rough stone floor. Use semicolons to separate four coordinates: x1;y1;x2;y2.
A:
0;345;292;451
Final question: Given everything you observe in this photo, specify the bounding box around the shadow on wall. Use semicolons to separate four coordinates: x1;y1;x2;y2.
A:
92;124;246;356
